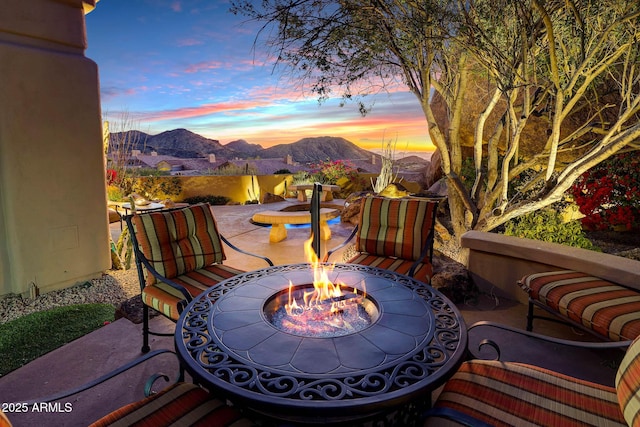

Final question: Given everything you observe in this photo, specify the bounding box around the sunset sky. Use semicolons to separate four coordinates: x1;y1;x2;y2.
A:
85;0;434;153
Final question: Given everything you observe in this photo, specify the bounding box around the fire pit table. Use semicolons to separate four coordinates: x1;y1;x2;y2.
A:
175;263;467;425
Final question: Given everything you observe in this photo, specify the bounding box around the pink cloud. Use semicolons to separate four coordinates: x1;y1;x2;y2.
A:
171;1;182;12
138;100;275;122
184;61;226;73
177;38;203;47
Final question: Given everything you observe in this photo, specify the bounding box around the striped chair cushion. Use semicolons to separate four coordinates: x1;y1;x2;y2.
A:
356;196;438;263
90;382;254;427
520;270;640;341
616;336;640;426
345;253;432;284
132;204;226;285
142;264;245;320
425;359;626;427
0;409;10;427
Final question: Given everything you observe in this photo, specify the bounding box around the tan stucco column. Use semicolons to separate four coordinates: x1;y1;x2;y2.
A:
0;0;109;297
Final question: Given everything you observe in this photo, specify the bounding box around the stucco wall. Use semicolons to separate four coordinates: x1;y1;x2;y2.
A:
461;231;640;305
0;0;109;298
176;175;293;204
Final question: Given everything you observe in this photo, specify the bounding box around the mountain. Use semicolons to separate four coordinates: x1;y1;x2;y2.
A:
111;129;380;163
112;128;237;158
260;136;375;162
225;139;263;158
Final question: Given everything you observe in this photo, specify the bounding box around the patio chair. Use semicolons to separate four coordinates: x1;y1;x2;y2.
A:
0;349;255;427
324;196;441;284
125;203;273;353
423;321;638;426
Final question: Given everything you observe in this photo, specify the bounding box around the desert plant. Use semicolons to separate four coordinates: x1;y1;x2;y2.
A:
371;138;399;193
103;113;148;198
106;184;126;202
311;159;358;185
273;169;292;174
131;176;182;201
291;171;312;185
204;162;259;176
570;151;640;231
503;208;599;250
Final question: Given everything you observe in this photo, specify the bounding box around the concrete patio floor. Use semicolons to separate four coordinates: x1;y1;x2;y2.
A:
0;200;617;427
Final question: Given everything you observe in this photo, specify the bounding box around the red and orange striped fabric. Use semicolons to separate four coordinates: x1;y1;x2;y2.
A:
521;270;640;341
616;336;640;427
141;264;244;320
426;359;626;427
356;196;438;263
346;253;432;284
349;197;438;283
132;204;226;286
90;382;254;427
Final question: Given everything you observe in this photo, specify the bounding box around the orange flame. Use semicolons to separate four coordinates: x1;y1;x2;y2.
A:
283;235;367;329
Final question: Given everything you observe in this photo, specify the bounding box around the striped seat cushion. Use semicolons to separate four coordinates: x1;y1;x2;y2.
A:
132;204;226;286
90;382;254;427
356;196;438;264
346;253;432;284
616;336;640;426
425;360;626;427
520;270;640;341
142;264;245;320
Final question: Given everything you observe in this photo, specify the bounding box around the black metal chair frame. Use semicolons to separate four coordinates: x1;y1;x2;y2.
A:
526;297;619;342
21;349;183;406
124;205;273;353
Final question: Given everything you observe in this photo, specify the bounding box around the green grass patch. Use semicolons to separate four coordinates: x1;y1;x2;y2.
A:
0;303;115;376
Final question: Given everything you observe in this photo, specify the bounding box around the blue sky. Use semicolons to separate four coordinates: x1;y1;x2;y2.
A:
85;0;433;152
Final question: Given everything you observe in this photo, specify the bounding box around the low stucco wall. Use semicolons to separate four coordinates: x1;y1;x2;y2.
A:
177;175;292;204
461;231;640;305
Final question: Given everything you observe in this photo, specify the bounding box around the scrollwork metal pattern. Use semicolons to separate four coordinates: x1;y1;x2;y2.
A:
178;264;465;406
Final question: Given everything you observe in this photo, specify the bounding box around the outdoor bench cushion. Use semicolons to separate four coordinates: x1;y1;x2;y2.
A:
89;382;254;427
520;270;640;341
142;263;244;320
345;253;432;284
424;359;626;427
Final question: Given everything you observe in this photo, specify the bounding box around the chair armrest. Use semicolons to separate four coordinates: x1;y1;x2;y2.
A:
22;349;181;404
220;234;273;266
323;225;358;263
468;320;631;361
136;251;194;303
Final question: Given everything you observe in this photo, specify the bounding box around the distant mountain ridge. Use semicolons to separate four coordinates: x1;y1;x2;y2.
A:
111;128;381;163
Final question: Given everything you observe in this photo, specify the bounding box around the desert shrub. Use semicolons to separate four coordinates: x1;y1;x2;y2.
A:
135;167;168;177
503;208;599;250
310;159;359;184
273;169;292;174
204;163;258;176
291;171;312;185
183;195;231;205
570;151;640;231
131;176;182;200
106;184;126;201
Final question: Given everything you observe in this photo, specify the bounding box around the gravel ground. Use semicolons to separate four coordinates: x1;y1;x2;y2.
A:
0;269;139;325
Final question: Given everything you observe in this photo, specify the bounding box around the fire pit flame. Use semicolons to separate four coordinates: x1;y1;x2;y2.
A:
266;236;374;338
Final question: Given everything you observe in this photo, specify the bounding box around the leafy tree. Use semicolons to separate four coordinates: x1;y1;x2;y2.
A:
231;0;640;262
